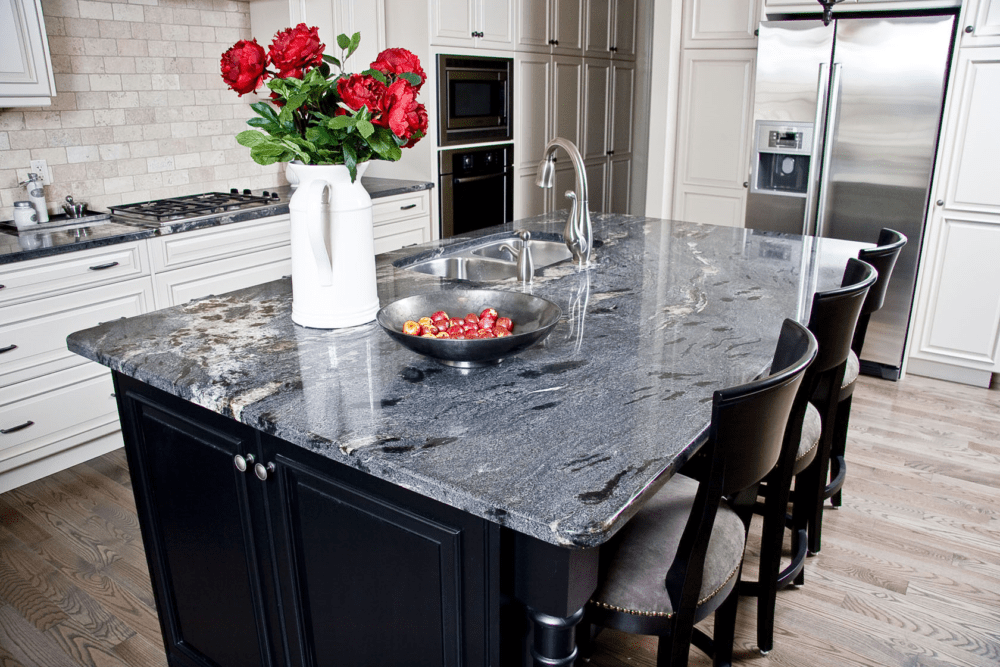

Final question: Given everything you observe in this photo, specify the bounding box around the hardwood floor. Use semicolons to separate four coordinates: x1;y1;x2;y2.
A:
0;373;997;666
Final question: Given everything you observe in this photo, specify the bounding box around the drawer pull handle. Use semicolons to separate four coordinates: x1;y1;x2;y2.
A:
0;284;5;290
400;204;417;210
0;344;17;354
89;261;120;271
1;420;34;435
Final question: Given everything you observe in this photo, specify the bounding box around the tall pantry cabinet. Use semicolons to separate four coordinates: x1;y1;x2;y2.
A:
907;0;1000;387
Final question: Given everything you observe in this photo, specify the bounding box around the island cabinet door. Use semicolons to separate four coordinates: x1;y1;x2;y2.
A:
113;374;282;667
258;435;499;667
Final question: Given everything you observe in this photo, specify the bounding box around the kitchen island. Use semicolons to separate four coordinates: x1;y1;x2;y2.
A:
67;211;865;666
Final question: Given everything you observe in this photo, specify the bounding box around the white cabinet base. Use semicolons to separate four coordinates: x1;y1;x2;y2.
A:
905;357;994;389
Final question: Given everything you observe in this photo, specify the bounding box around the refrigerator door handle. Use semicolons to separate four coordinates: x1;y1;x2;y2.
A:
815;63;843;239
803;62;830;236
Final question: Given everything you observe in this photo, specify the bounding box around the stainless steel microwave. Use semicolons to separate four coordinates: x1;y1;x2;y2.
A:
436;55;512;147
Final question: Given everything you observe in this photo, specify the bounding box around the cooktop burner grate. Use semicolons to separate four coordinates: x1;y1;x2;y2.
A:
110;192;280;222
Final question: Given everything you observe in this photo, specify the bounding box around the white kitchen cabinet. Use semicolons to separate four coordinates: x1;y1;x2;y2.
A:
430;0;515;50
249;0;385;68
579;58;634;212
671;48;755;227
373;190;434;252
907;45;1000;386
517;0;584;55
960;0;1000;46
0;244;156;493
0;0;56;107
682;0;758;49
585;0;636;59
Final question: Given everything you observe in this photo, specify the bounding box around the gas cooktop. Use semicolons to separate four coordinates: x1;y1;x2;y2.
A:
110;190;285;225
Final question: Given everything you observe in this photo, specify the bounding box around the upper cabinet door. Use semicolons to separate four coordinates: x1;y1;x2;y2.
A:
553;56;583;147
553;0;584;55
0;0;56;105
582;58;611;160
609;61;634;155
478;0;515;48
585;0;612;57
682;0;758;49
612;0;636;58
961;0;1000;46
518;0;551;51
941;47;1000;215
431;0;477;46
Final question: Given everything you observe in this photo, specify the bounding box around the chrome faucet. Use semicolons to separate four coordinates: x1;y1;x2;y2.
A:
535;137;592;266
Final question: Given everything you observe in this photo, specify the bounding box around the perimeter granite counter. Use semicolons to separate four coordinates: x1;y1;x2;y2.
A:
0;177;433;264
66;211;866;667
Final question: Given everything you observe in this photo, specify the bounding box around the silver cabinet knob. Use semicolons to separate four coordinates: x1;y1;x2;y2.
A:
233;453;255;472
936;200;944;206
254;462;276;481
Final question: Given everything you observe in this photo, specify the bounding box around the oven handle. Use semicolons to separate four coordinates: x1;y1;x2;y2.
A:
453;172;506;185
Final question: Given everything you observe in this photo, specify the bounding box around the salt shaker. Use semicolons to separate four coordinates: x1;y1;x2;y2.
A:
13;201;38;229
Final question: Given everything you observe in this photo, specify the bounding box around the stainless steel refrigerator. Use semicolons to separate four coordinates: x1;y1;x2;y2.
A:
745;13;957;379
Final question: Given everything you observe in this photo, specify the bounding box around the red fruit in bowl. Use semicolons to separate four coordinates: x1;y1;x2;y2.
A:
480;307;498;320
493;326;511;337
435;331;450;339
448;318;465;329
496;316;513;332
465;313;479;325
417;316;433;328
420;324;439;336
420;333;436;338
447;324;464;336
478;329;496;338
479;316;496;331
431;310;449;323
463;322;477;332
402;320;420;336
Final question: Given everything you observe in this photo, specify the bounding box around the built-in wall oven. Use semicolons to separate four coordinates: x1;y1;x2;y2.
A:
439;144;513;238
437;55;512;147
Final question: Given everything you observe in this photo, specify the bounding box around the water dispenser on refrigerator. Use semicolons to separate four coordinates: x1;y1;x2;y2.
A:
749;121;814;197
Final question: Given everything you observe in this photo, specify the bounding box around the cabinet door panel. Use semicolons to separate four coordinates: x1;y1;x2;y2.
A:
268;444;495;667
683;0;758;48
516;54;551;169
553;0;583;54
609;157;631;214
675;185;746;227
585;0;611;56
613;0;636;57
119;385;272;667
610;62;634;155
944;49;1000;214
516;168;547;219
583;59;610;160
0;0;55;101
585;159;607;212
479;0;514;47
553;56;583;148
518;0;550;51
920;216;1000;366
432;0;475;44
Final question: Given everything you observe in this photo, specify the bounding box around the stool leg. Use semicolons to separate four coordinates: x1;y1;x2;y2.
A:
828;394;853;507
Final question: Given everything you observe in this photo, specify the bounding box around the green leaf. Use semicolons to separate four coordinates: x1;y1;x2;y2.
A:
323;54;342;68
342;142;358;182
356;119;374;138
399;72;422;87
246;117;282;133
336;33;351;50
250;101;280;123
284;92;309;113
362;68;388;85
365;126;402;162
236;130;267;147
347;32;361;59
327;115;355;130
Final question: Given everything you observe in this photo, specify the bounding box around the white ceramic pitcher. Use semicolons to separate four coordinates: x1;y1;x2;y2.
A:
288;161;380;329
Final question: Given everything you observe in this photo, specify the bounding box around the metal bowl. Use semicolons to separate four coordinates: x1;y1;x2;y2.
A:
377;289;562;368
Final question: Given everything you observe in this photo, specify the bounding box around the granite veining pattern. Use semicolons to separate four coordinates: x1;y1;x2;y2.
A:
67;213;866;548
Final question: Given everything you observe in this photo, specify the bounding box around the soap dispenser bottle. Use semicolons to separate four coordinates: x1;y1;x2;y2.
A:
22;173;49;223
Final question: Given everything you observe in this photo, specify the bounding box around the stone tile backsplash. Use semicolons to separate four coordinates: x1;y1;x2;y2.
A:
0;0;287;221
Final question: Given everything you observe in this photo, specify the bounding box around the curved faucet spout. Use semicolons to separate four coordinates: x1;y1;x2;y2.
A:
535;137;592;267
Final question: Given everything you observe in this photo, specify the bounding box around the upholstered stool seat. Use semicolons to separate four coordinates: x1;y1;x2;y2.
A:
841;350;860;391
796;403;822;469
591;475;747;621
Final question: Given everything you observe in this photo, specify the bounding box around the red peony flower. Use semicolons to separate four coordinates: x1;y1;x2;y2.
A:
220;39;269;96
337;73;387;115
275;67;304;80
370;48;426;91
269;24;324;73
378;79;427;147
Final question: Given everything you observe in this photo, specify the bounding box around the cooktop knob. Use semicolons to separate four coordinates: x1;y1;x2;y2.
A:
230;188;238;194
243;188;252;195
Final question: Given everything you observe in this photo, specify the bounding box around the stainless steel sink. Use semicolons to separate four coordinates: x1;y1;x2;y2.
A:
404;256;519;281
470;239;573;267
398;233;578;282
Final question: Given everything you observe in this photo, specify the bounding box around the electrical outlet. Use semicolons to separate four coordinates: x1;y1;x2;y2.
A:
29;159;52;185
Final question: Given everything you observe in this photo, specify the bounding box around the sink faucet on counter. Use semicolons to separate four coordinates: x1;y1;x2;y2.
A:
535;137;592;267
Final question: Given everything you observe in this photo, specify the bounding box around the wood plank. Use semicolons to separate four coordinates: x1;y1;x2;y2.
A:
0;605;76;667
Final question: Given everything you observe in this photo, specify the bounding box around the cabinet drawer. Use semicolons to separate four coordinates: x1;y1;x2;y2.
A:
373;217;433;255
0;364;118;467
153;245;292;308
373;192;429;225
0;242;149;306
148;215;291;272
0;277;155;388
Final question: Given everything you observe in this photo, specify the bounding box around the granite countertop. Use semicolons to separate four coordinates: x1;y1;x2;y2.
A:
0;177;434;265
67;212;867;548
